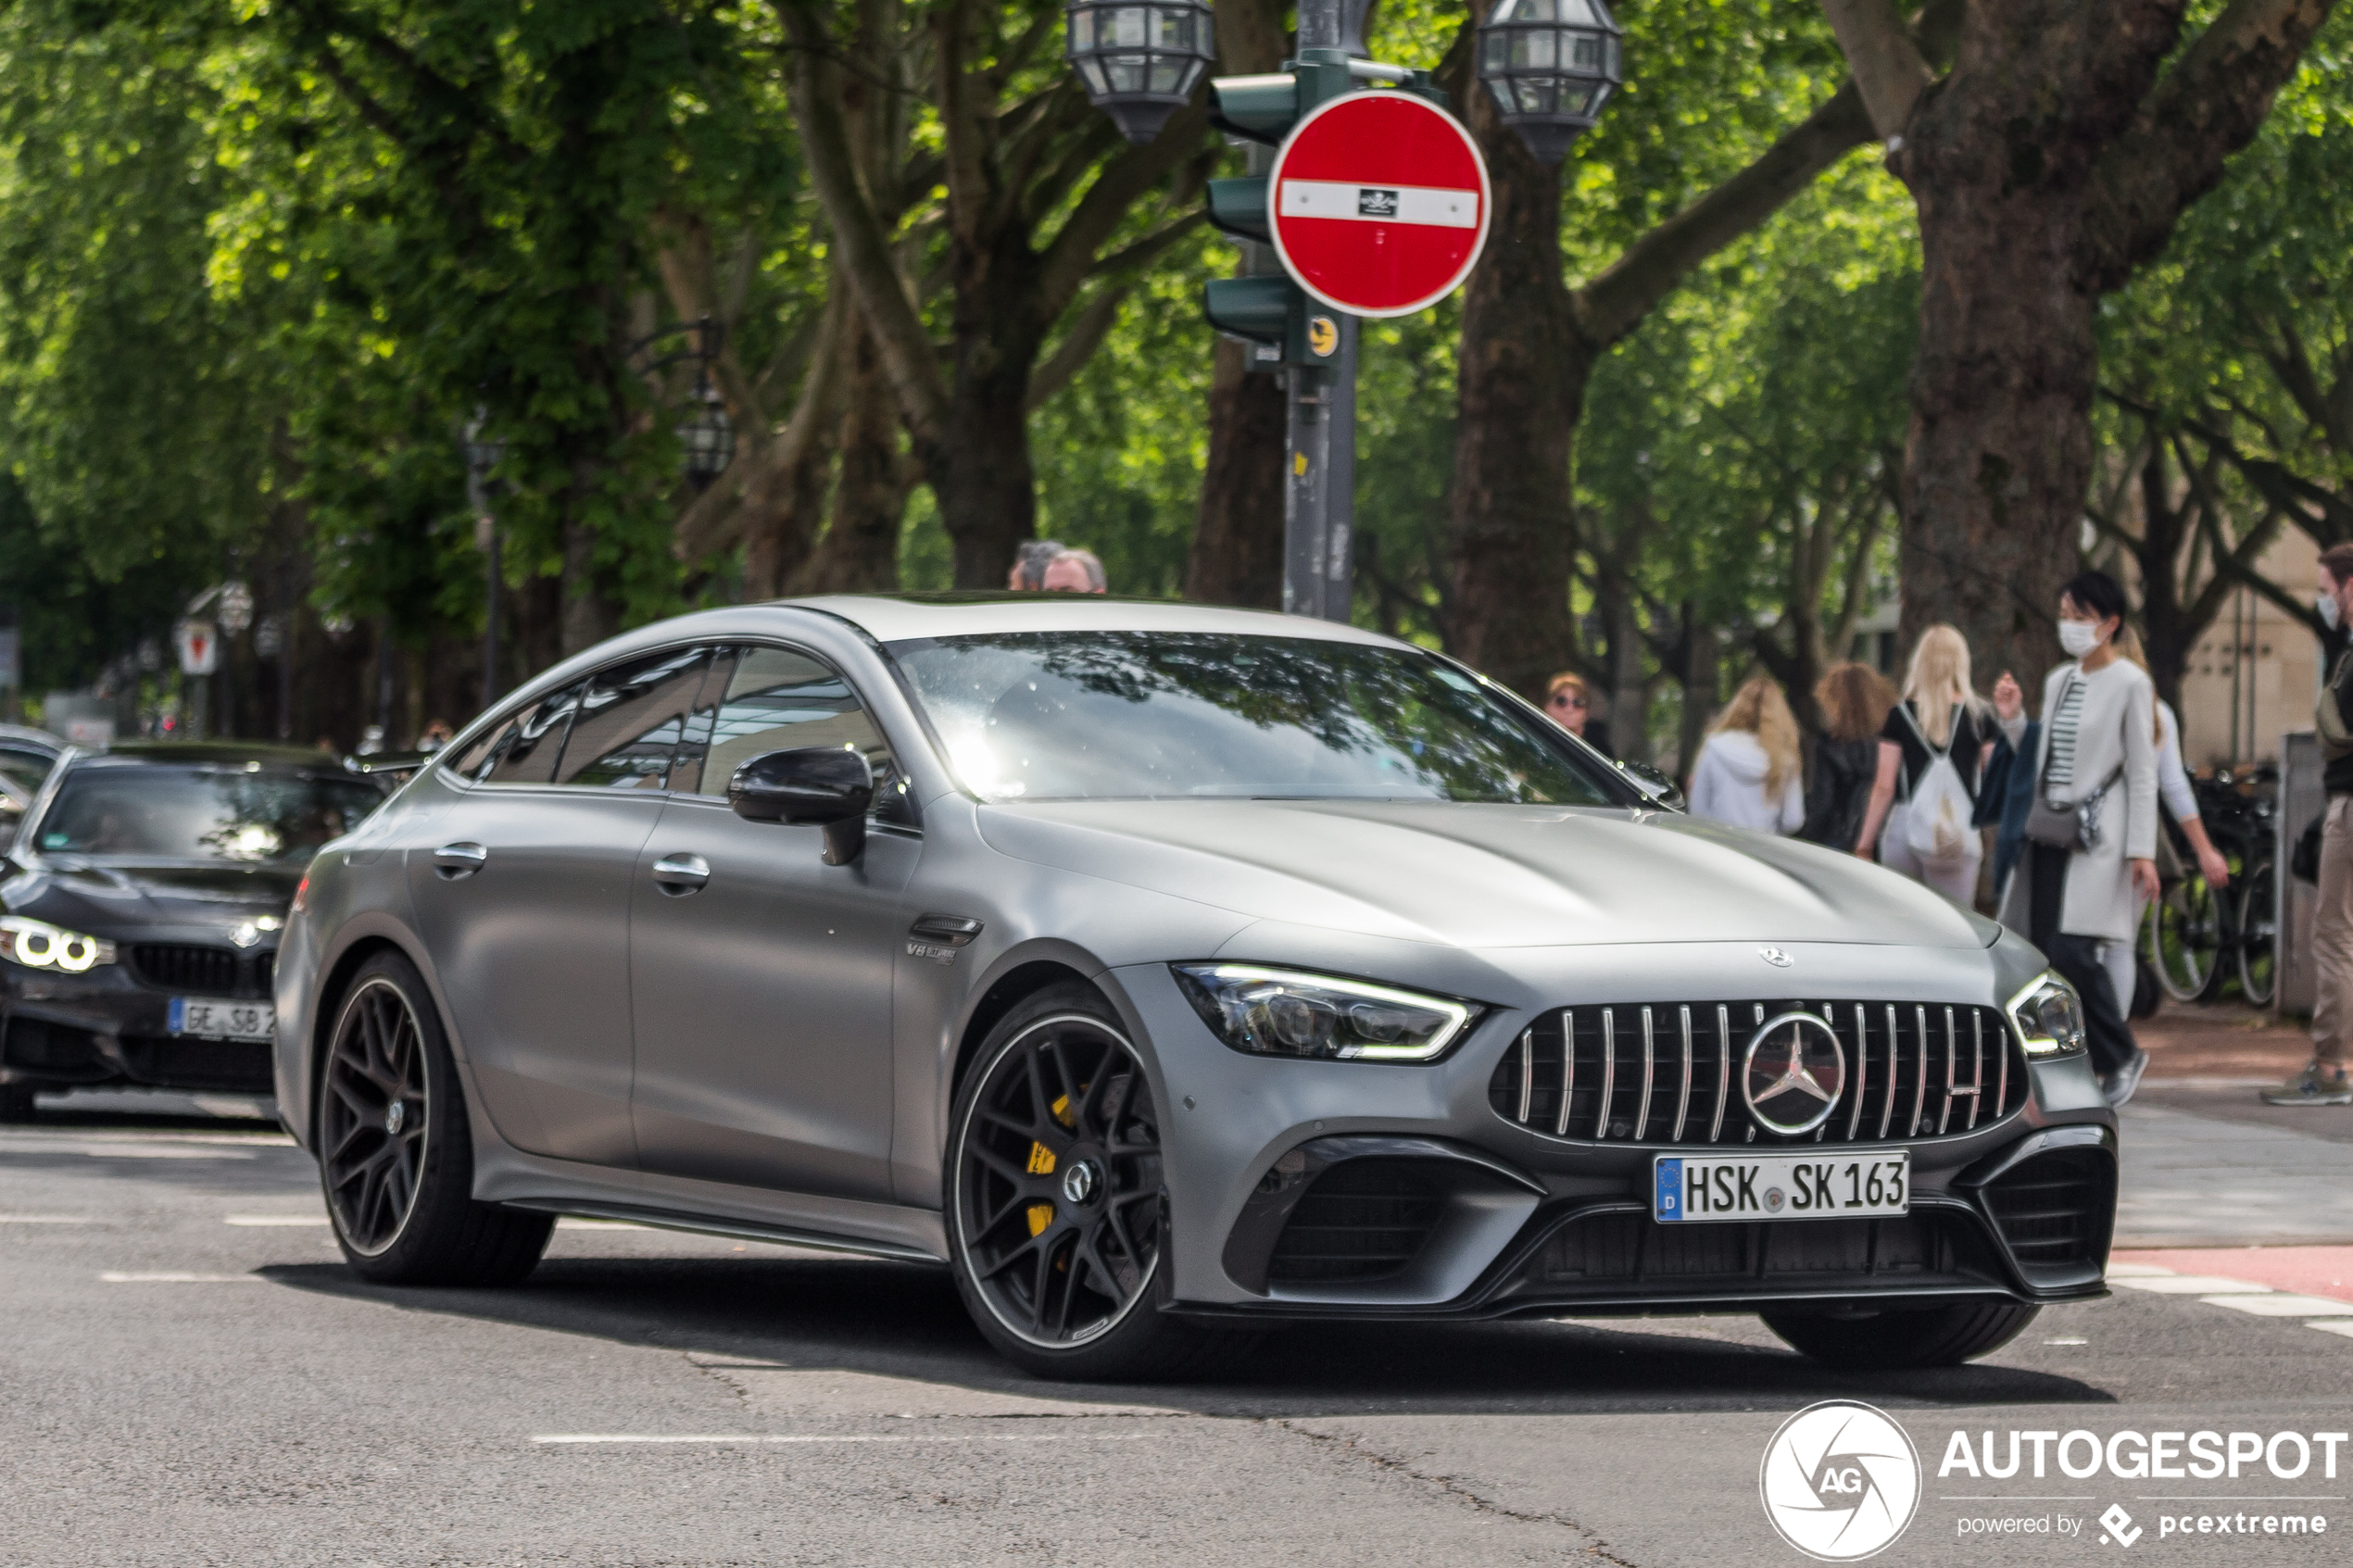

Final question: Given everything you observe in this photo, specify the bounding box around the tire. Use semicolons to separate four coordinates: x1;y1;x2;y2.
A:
1759;1300;2040;1371
2236;859;2277;1009
946;982;1251;1382
317;950;552;1286
0;1082;36;1123
2146;876;2219;1002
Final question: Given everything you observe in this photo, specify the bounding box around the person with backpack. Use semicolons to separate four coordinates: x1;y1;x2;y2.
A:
1853;624;1994;902
2268;542;2353;1106
1994;571;2160;1108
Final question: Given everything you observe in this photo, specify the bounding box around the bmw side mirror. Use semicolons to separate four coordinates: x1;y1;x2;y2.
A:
728;747;876;865
1618;759;1686;812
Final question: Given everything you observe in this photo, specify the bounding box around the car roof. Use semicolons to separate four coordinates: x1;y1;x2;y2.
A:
77;742;356;771
0;723;67;754
781;593;1405;647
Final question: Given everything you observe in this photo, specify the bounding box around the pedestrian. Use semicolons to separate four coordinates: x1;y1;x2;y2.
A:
1541;671;1614;758
1042;547;1106;593
1798;661;1894;852
418;720;453;754
1008;540;1064;591
1852;624;1994;902
1687;674;1804;834
1994;571;2160;1107
2266;541;2353;1105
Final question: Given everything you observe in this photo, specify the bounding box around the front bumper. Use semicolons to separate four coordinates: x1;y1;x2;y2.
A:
0;951;278;1096
1112;947;2117;1323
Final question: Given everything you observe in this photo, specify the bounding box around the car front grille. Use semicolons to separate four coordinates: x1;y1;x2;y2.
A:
129;944;269;999
1515;1206;2000;1295
1983;1148;2113;1275
1488;999;2025;1147
1265;1159;1448;1285
118;1035;272;1093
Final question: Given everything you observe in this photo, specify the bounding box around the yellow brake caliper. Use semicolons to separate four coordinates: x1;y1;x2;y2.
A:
1026;1091;1083;1237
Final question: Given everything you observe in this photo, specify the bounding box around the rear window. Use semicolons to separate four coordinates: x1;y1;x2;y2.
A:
35;764;386;862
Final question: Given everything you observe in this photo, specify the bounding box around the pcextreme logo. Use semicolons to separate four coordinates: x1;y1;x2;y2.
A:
1760;1400;1922;1561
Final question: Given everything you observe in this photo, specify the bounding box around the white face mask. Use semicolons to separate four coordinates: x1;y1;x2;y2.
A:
2320;589;2343;631
2057;618;2103;659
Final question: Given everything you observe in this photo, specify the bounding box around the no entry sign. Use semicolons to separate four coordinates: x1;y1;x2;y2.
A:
1267;91;1491;319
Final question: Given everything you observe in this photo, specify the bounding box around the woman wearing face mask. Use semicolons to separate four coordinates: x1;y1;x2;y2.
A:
1997;571;2161;1107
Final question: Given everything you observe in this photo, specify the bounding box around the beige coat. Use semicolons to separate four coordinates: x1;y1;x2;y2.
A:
1996;659;2158;942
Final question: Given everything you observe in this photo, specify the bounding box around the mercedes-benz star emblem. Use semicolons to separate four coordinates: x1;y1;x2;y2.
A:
1743;1012;1846;1135
1060;1160;1098;1206
1757;947;1793;968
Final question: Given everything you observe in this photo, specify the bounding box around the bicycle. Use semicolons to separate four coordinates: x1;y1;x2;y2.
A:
2145;765;2277;1007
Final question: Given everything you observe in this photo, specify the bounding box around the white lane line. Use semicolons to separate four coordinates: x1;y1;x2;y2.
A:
100;1272;261;1283
555;1218;650;1230
2201;1293;2353;1317
532;1433;1165;1445
0;1143;256;1160
2306;1322;2353;1338
0;1214;90;1223
2110;1275;2274;1295
2106;1262;2174;1277
225;1215;326;1226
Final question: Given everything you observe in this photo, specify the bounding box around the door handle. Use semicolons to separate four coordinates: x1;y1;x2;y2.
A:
432;842;487;879
650;853;711;895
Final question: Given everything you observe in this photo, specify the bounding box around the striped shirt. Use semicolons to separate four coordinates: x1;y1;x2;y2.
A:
2045;676;2088;792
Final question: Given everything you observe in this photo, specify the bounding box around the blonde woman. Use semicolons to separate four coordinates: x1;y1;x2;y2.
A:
1854;624;1994;900
1688;675;1804;834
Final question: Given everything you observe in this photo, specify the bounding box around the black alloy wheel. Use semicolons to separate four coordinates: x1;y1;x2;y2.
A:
948;984;1250;1381
321;974;430;1253
318;949;551;1285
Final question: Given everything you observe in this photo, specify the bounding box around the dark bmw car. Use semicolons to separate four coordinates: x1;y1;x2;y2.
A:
0;744;387;1119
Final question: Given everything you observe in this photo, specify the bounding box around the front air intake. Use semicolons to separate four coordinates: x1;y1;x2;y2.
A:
1983;1147;2114;1277
1265;1159;1447;1286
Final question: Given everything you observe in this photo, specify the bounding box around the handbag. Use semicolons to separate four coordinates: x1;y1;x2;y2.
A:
2022;674;2123;852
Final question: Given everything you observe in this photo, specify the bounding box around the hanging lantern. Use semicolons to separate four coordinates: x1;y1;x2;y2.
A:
1064;0;1215;144
1476;0;1625;165
676;379;735;493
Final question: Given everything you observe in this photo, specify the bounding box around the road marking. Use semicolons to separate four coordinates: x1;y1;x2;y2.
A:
100;1272;261;1283
0;1214;89;1223
531;1433;1165;1445
2109;1274;2273;1294
0;1142;256;1160
225;1214;327;1226
2200;1293;2353;1317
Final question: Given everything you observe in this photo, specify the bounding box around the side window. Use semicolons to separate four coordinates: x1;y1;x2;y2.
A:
667;647;736;797
550;648;712;790
690;645;891;799
481;683;585;786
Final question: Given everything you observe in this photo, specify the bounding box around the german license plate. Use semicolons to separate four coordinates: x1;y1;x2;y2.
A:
1654;1151;1908;1223
169;997;274;1042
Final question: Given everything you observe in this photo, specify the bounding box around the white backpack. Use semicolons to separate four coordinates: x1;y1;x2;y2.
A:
1899;704;1974;867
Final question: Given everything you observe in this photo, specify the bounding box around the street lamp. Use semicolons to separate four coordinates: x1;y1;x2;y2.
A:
461;406;508;706
1475;0;1625;163
676;377;735;494
1063;0;1215;144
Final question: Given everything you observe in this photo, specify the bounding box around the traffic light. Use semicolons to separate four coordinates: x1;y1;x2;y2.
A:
1199;54;1451;370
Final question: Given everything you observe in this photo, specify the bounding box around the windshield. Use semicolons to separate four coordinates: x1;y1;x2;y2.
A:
887;632;1631;806
34;765;385;862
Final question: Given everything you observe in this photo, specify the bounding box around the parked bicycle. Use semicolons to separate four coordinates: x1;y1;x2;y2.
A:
2145;765;2277;1007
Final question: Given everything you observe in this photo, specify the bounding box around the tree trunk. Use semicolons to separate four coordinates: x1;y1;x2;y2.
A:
1442;80;1588;701
1895;143;2095;693
1185;337;1287;607
935;335;1041;589
792;316;908;594
1678;606;1720;780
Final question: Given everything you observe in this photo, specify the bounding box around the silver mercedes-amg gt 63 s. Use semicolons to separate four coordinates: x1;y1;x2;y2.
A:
277;595;2114;1379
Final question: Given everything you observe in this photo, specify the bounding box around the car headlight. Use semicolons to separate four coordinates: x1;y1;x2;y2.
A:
2007;970;2086;1058
1172;963;1478;1062
0;916;116;973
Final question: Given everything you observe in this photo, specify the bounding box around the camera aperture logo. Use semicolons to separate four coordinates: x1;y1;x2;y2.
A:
1761;1400;1922;1561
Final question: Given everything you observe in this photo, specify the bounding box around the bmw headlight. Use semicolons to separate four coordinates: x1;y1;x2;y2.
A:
1172;964;1478;1062
2007;970;2086;1058
0;916;116;973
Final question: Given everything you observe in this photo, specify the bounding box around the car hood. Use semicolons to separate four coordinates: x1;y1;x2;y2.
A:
3;857;305;935
975;799;1988;950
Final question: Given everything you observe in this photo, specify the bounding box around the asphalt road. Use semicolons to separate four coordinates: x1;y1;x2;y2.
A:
7;1091;2353;1567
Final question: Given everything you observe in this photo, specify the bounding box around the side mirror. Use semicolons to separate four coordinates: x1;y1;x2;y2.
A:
1618;759;1686;813
728;746;876;865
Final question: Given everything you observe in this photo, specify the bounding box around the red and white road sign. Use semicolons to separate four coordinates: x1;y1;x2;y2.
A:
1266;91;1491;319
